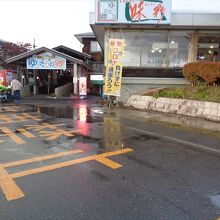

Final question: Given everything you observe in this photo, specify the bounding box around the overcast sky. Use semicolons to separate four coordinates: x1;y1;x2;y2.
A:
0;0;220;51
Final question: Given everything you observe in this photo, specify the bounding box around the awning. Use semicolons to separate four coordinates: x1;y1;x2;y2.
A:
91;80;104;85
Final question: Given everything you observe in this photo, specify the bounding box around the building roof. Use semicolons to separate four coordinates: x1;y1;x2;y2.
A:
53;45;91;61
75;32;96;43
5;47;83;65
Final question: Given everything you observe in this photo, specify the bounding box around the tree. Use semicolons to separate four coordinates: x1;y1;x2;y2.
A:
0;41;32;68
16;42;33;51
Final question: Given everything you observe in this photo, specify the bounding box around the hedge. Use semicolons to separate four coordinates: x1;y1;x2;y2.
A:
183;62;220;85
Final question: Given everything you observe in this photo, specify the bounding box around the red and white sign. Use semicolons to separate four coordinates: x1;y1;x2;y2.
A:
0;70;13;86
79;77;87;96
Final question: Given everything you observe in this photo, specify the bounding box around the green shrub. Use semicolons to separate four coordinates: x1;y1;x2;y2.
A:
151;86;220;103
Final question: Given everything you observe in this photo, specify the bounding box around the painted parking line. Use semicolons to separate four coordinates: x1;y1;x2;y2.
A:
1;107;17;112
12;113;41;122
0;149;83;201
0;115;13;123
0;113;42;124
3;149;83;168
0;148;133;201
16;128;35;139
0;164;25;201
0;127;26;144
39;129;81;140
0;126;81;144
12;148;133;179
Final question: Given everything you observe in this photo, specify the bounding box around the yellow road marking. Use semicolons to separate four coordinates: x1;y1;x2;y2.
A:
0;148;134;201
39;129;81;140
0;127;26;144
12;114;28;121
3;149;83;168
12;113;41;122
16;129;35;138
21;113;41;121
2;107;17;112
25;123;65;131
0;115;12;123
96;157;122;169
11;148;133;179
0;164;25;201
0;120;26;124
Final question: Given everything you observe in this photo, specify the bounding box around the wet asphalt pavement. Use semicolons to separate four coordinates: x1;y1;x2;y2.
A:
1;97;220;220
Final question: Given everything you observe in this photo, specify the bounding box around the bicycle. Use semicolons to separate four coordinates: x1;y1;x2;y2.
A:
96;95;108;106
96;95;117;108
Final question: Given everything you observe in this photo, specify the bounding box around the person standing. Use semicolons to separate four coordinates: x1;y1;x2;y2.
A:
10;78;22;103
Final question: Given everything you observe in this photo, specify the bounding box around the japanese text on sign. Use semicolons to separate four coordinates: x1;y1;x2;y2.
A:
104;38;124;97
96;0;172;24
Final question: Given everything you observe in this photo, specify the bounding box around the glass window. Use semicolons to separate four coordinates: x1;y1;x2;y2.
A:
90;41;102;52
167;31;189;67
115;30;141;67
197;32;220;62
104;29;191;68
141;31;168;67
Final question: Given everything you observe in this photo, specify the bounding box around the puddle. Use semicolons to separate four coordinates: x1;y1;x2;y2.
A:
72;133;125;152
34;105;103;123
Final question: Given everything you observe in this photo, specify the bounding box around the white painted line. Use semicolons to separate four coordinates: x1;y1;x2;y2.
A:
125;126;220;155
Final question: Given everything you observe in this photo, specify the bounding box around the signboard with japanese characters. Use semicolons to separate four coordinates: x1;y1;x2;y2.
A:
79;77;87;96
27;52;66;70
0;70;13;86
96;0;172;24
104;39;124;96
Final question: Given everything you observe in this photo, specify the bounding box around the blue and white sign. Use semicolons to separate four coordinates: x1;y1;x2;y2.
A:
27;52;66;70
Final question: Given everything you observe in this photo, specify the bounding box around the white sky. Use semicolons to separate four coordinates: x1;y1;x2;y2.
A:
0;0;220;51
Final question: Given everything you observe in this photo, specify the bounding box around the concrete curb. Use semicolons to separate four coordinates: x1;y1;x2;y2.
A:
126;95;220;122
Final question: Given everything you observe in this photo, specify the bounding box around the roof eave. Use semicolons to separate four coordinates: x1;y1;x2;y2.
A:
6;47;84;65
53;45;91;59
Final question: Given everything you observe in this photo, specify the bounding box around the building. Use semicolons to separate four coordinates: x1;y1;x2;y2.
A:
5;46;92;97
90;0;220;102
75;32;104;95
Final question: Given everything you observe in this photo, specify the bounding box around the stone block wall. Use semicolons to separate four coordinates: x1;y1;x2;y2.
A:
126;95;220;122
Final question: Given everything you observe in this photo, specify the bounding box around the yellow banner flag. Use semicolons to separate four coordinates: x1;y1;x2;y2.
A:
104;63;114;95
104;63;123;96
104;39;124;96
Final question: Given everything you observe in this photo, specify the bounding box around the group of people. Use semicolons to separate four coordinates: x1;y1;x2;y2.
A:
0;77;22;104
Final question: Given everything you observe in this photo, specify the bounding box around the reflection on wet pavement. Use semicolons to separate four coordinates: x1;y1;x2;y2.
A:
6;101;220;155
35;105;103;123
33;104;125;152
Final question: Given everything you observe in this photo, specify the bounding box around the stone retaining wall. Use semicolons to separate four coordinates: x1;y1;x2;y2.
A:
126;95;220;122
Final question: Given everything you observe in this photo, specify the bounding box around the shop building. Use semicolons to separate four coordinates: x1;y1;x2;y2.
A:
5;46;91;97
75;32;104;95
90;0;220;102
